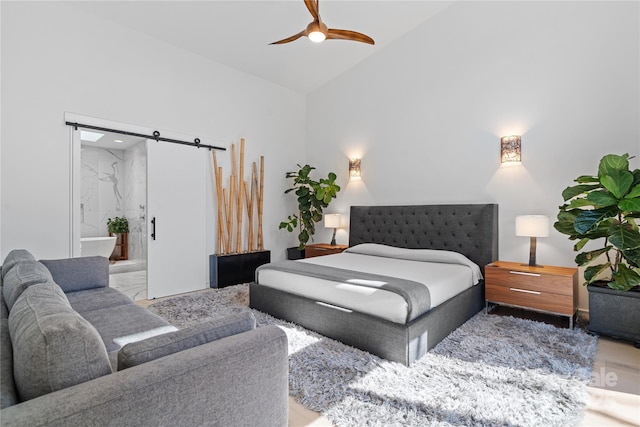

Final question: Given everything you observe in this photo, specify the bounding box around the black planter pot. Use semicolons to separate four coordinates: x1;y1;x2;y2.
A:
286;247;305;260
209;250;271;288
587;283;640;347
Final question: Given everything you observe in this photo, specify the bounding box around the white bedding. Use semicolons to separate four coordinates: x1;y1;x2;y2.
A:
256;244;481;324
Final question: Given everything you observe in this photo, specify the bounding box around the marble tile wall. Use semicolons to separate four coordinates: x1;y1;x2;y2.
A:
81;146;125;238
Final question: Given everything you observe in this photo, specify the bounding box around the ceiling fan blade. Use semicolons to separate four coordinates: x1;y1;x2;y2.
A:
269;30;306;45
304;0;320;21
326;28;375;45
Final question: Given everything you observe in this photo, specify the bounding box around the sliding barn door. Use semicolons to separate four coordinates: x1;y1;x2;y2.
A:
147;140;207;299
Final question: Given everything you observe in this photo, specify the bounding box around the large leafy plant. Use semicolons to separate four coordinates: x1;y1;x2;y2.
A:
554;153;640;291
279;164;341;250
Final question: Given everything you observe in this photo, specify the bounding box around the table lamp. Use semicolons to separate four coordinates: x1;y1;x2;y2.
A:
515;215;549;267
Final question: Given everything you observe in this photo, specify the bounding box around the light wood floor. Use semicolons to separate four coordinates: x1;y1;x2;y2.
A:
138;294;639;426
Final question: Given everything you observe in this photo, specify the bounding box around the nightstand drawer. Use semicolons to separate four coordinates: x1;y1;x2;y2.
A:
485;266;573;296
485;283;574;315
305;244;348;258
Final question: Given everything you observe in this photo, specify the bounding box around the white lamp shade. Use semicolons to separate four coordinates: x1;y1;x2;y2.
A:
515;215;549;238
324;214;341;228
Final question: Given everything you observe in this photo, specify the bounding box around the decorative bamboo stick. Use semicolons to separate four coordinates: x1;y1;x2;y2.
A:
236;139;244;253
212;151;223;253
244;180;253;251
257;155;265;250
217;166;227;253
227;175;235;254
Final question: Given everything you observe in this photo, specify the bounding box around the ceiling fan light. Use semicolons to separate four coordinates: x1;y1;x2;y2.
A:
308;30;326;43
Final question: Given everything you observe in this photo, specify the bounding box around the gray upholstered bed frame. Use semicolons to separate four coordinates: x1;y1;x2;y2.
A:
250;204;499;365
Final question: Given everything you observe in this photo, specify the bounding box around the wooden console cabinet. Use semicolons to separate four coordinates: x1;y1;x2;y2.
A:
485;261;578;328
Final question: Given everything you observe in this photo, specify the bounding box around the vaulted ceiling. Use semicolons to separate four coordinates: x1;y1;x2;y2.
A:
72;1;454;94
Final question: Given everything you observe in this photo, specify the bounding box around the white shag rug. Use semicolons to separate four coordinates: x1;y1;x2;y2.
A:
148;284;598;427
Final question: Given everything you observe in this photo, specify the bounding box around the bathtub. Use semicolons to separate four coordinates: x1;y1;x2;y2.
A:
81;236;117;258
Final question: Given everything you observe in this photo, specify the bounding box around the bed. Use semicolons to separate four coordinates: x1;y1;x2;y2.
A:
250;204;498;365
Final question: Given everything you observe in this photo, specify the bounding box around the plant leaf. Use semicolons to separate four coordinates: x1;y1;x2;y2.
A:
626;184;640;199
575;175;600;183
598;153;630;177
609;263;640;291
573;207;618;234
608;222;640;250
621;247;640;268
573;238;590;252
561;184;601;201
566;198;595;209
586;190;618;207
584;263;611;284
575;247;612;266
601;170;633;199
619;197;640;212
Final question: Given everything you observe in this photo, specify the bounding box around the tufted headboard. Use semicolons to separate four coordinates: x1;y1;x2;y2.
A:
349;204;499;273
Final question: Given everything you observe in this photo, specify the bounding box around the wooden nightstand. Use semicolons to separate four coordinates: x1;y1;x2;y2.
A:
304;243;348;258
485;261;579;328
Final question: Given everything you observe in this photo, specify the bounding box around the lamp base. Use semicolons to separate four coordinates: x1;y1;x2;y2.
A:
521;263;544;268
330;229;337;246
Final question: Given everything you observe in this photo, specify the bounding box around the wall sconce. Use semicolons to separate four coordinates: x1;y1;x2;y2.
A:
515;215;549;267
324;214;342;246
501;135;521;163
349;158;361;180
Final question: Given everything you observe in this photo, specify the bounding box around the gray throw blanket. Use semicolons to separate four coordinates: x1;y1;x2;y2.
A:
256;261;431;323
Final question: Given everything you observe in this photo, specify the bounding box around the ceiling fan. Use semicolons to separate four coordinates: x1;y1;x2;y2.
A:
270;0;375;45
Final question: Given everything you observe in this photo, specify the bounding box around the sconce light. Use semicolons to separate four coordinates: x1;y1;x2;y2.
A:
501;135;521;163
324;214;342;246
515;215;549;267
349;158;361;180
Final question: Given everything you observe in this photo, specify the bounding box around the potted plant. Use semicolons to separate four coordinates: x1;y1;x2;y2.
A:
279;164;341;259
107;216;129;261
554;153;640;345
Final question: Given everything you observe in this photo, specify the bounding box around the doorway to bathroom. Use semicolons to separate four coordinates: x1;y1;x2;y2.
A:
78;130;149;300
68;113;214;300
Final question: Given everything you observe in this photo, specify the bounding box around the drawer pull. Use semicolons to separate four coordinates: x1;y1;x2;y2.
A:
509;271;541;277
510;287;541;295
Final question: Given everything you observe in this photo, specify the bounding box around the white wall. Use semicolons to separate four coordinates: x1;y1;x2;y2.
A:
1;1;305;261
306;1;640;312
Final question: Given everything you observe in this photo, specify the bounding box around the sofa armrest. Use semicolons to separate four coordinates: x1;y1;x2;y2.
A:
39;257;109;293
0;325;289;427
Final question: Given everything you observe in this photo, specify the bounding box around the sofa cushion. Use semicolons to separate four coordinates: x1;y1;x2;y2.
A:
117;311;256;370
80;303;176;354
1;249;36;279
40;256;109;293
8;283;112;401
0;318;17;409
2;261;54;311
67;287;134;314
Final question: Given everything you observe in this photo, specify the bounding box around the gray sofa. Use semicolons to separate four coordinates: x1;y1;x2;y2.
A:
0;249;288;426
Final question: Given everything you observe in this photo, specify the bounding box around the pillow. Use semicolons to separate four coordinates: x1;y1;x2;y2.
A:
117;311;256;370
40;256;109;293
8;283;112;401
1;250;36;279
2;261;54;311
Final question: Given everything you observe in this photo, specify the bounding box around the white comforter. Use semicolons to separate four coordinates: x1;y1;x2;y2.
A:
256;244;481;324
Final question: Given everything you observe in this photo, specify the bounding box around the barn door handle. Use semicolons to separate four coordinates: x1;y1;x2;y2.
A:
151;217;156;240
